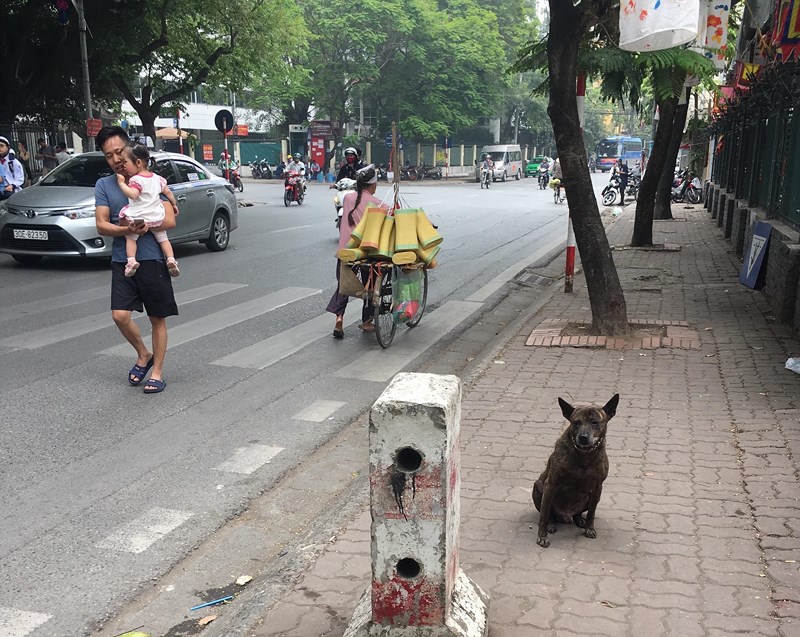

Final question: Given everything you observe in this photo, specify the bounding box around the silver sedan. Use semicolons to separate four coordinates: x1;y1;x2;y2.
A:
0;151;238;265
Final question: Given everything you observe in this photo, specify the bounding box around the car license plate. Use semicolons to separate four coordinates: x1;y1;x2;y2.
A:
13;229;48;240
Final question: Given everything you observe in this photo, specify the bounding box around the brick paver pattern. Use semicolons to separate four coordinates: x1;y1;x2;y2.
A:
253;205;800;636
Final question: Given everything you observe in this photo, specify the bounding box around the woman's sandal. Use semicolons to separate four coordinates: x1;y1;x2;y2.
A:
333;317;344;339
128;356;154;386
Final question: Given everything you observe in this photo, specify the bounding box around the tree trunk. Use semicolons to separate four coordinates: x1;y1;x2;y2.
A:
139;110;158;143
653;97;689;220
631;96;677;245
548;0;628;335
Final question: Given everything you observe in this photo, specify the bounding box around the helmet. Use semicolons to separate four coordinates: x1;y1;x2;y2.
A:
344;147;357;157
293;153;301;160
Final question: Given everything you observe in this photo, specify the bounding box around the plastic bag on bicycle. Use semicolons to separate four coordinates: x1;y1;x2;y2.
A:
392;268;423;324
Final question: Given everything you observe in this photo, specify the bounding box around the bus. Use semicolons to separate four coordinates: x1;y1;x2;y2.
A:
594;136;643;172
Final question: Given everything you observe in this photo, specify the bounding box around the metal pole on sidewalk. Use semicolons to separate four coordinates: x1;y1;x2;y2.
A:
565;74;585;294
74;0;95;150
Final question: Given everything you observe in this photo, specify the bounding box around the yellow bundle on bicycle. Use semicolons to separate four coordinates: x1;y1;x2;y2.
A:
374;216;395;259
337;248;367;262
360;205;387;251
414;244;440;265
347;212;369;248
549;178;561;189
416;209;442;249
392;251;417;265
394;208;420;251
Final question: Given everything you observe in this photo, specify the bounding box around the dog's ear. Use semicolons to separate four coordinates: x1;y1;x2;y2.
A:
603;394;620;420
558;397;574;420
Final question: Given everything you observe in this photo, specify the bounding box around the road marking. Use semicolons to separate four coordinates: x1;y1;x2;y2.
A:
0;607;52;637
335;300;483;382
214;444;285;474
293;400;347;422
465;232;564;303
0;285;106;323
101;287;321;356
270;224;314;234
97;508;193;554
212;312;359;369
0;283;247;350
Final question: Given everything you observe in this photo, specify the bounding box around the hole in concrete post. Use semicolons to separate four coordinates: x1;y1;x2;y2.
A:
396;557;422;579
395;447;423;473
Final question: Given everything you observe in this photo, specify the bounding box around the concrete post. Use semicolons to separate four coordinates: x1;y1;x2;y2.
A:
345;373;489;637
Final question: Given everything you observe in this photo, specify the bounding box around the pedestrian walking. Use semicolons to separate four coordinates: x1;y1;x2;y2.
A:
94;126;179;394
55;144;71;164
35;138;58;175
617;160;629;203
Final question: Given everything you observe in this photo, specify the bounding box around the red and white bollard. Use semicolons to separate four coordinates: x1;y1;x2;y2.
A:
565;74;586;294
345;372;489;637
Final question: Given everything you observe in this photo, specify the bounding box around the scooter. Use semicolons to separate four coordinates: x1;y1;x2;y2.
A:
259;159;273;180
480;167;491;189
601;174;622;205
537;166;549;189
418;164;443;180
377;164;389;181
228;167;243;192
250;160;264;179
330;177;357;230
284;170;304;206
671;170;702;204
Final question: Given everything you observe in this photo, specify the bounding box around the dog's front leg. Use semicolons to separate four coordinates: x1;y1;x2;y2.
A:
536;483;556;548
582;486;603;539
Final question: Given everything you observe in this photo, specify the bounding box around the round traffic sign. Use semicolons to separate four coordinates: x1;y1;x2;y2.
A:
214;109;234;133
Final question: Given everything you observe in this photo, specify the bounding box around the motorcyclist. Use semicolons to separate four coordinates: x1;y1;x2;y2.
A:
286;153;306;191
481;153;494;183
218;151;237;178
336;146;365;181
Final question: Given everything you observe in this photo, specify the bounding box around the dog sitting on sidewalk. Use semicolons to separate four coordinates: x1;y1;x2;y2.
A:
532;394;619;548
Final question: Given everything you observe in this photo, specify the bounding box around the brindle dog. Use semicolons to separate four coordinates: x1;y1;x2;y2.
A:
532;394;619;548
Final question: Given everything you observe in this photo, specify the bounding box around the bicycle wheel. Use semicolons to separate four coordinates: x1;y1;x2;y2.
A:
553;187;559;204
406;268;428;328
374;266;397;348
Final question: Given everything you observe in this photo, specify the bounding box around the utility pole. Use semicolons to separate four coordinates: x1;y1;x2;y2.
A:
74;0;95;150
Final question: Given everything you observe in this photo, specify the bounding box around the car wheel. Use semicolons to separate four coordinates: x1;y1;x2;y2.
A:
12;254;43;266
515;170;521;180
206;211;230;252
502;171;507;182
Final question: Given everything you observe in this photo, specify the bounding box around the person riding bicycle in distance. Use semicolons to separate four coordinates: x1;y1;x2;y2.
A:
481;154;494;181
552;157;563;183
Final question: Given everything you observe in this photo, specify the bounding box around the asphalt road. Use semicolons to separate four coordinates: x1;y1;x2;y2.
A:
0;173;613;636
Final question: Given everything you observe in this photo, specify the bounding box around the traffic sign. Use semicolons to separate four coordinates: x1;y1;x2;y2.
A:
385;132;404;150
214;109;234;133
86;118;103;137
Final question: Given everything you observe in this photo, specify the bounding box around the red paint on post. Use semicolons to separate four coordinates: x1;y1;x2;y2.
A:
371;577;444;625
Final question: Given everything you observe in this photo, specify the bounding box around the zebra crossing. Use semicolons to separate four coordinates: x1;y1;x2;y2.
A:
0;221;565;635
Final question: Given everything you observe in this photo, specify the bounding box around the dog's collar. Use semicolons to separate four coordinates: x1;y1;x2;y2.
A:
571;436;605;453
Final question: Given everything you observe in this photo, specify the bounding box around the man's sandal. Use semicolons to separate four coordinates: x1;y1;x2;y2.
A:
128;357;154;386
143;379;166;394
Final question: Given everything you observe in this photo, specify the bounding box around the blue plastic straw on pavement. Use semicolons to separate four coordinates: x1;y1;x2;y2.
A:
189;596;233;611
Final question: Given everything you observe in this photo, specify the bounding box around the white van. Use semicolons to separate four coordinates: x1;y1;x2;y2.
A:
474;144;524;182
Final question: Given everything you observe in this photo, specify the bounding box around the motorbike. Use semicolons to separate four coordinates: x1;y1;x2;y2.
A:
249;160;264;179
480;166;492;189
671;170;702;204
601;174;622;206
283;170;304;206
417;164;443;181
377;164;389;181
400;165;418;181
260;159;273;180
330;177;357;230
537;166;549;190
228;167;243;193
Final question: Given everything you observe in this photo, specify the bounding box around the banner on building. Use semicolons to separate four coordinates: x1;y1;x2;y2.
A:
773;0;800;60
619;0;700;52
705;1;731;69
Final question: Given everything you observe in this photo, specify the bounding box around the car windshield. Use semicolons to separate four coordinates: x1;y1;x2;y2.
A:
40;156;114;187
485;152;505;162
529;157;544;163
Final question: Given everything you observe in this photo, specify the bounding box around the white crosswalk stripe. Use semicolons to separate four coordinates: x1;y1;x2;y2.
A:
0;607;52;637
293;400;347;422
97;508;193;554
100;287;321;356
214;444;285;474
0;283;247;350
212;312;358;369
0;285;106;323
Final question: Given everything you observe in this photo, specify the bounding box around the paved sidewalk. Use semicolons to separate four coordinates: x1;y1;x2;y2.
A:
249;203;800;636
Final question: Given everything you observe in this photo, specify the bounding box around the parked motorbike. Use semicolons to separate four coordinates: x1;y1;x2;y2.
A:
284;170;304;206
537;166;549;190
417;164;443;181
260;159;273;180
249;160;264;180
330;177;357;230
377;164;389;181
400;165;418;181
671;170;701;204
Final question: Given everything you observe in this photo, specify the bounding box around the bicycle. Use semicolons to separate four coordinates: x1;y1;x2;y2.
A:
362;261;429;348
552;179;566;204
480;167;492;189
